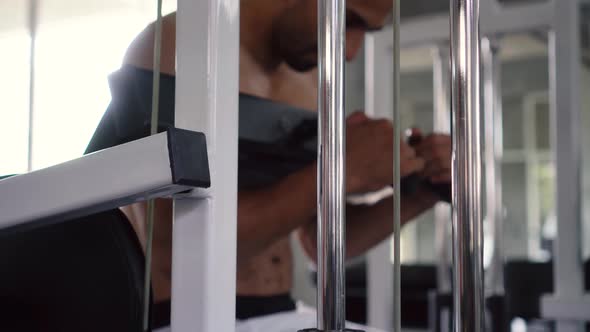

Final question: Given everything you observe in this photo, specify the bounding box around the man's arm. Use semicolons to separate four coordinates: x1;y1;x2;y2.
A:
298;187;440;263
298;133;452;263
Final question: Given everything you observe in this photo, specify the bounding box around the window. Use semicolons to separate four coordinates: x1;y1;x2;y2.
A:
0;0;177;173
0;1;30;176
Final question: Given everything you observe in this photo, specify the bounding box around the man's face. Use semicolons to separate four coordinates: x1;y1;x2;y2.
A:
272;0;392;72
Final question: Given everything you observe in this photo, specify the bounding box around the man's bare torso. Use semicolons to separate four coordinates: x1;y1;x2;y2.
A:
237;50;319;296
123;13;319;300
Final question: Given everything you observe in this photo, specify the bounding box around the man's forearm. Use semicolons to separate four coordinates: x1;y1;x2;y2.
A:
299;186;441;263
238;163;317;263
344;187;439;259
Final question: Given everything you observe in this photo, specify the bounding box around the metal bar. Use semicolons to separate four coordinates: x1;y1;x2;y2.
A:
316;0;346;329
542;297;590;321
0;130;210;231
171;0;240;331
449;0;485;331
541;0;587;330
482;37;504;296
479;0;553;36
392;0;401;331
522;93;544;260
549;0;583;301
400;0;553;48
26;0;38;172
432;45;453;294
364;32;394;331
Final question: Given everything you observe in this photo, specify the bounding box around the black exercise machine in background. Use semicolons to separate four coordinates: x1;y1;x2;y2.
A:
320;260;590;331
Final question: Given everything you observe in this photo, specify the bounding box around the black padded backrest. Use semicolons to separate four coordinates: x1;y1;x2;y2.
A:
0;209;145;332
505;260;590;327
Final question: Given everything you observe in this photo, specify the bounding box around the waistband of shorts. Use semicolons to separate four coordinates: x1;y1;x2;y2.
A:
236;293;296;320
151;293;297;328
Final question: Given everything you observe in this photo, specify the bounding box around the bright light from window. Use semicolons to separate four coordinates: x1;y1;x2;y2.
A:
0;0;177;174
0;30;30;176
32;11;153;170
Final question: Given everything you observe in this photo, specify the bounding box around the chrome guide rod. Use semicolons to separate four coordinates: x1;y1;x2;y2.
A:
432;45;452;294
482;37;505;296
449;0;485;331
392;0;401;331
317;0;347;330
142;0;164;329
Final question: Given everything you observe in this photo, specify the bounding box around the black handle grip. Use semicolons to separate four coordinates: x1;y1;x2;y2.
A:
400;174;422;195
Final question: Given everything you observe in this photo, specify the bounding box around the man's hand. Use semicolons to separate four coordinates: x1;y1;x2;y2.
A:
345;112;425;193
415;133;452;184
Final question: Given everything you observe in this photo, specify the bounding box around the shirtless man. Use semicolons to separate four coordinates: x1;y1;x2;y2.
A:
89;0;452;330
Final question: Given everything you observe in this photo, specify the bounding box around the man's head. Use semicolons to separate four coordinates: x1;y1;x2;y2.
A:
270;0;391;72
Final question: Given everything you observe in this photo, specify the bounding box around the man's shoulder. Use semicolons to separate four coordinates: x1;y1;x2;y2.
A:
123;13;177;75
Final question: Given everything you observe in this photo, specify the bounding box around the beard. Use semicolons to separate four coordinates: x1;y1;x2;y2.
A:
271;23;319;72
284;53;318;72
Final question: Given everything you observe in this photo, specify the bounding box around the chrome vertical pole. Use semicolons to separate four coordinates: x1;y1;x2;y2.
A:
449;0;485;331
432;45;452;295
392;0;401;331
316;0;347;330
482;37;504;296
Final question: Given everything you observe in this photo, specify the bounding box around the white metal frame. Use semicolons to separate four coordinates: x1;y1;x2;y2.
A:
367;0;590;330
365;31;395;330
522;91;552;261
171;0;239;331
400;0;553;48
432;45;453;297
0;131;208;230
482;37;505;296
541;0;590;328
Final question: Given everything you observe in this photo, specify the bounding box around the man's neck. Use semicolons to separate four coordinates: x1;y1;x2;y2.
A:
239;3;318;110
240;2;284;72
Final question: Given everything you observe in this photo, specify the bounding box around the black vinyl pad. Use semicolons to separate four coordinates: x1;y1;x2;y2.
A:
86;65;318;191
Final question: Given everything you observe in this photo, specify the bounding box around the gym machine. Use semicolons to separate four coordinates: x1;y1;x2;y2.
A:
366;0;590;331
302;0;485;330
0;0;588;331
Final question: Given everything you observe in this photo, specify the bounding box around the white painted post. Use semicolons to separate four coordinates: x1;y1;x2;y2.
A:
541;0;590;330
365;31;394;331
171;0;240;331
432;45;453;295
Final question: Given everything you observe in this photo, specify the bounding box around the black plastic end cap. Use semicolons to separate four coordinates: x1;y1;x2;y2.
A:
167;128;211;188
